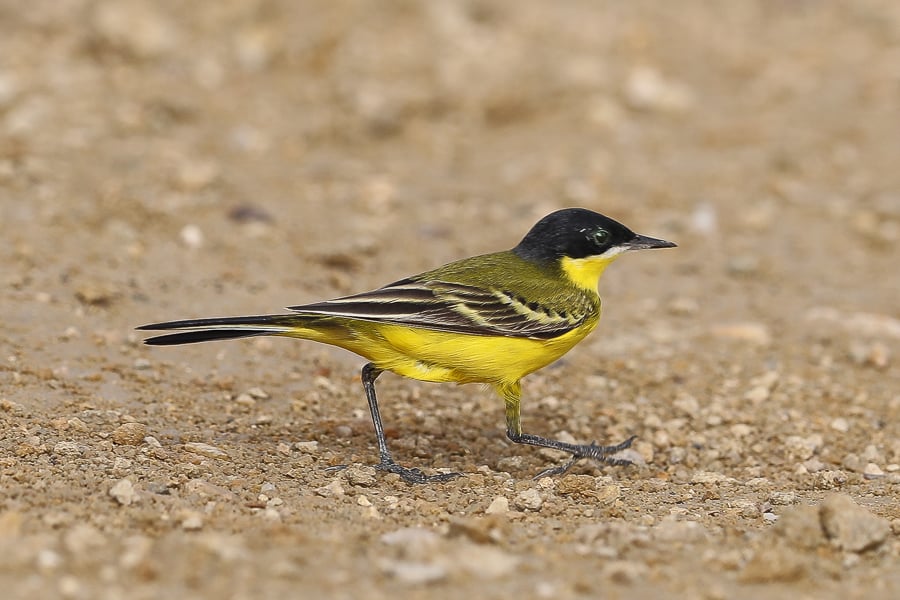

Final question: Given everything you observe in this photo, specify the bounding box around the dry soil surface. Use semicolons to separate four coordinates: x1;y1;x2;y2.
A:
2;2;899;599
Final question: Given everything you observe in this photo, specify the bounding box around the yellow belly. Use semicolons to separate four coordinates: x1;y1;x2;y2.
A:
331;319;599;385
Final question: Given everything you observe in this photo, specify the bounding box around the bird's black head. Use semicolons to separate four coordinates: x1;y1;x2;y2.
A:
513;208;675;264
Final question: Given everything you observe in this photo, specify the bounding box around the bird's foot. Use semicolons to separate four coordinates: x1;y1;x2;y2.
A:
376;458;462;484
324;460;461;484
532;435;637;479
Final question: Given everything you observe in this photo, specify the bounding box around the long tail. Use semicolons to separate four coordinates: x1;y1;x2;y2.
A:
137;314;304;346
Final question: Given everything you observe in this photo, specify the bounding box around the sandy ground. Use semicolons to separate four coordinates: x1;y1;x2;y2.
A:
2;1;899;598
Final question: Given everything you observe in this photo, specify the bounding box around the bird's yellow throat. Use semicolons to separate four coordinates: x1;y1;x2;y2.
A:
560;253;621;291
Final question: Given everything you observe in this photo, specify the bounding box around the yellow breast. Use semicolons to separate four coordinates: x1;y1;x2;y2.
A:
346;317;600;385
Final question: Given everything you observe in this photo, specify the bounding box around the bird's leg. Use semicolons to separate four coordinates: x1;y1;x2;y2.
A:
499;380;636;479
357;363;460;484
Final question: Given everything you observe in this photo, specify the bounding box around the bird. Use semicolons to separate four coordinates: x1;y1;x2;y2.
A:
138;208;676;483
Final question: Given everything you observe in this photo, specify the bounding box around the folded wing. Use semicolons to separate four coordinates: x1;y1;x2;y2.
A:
288;279;586;339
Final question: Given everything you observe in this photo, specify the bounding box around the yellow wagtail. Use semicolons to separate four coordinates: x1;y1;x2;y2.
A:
139;208;675;483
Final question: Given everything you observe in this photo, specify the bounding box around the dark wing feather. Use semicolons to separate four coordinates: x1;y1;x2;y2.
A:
288;279;588;339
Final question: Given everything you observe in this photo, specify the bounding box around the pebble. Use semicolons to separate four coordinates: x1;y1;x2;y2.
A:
111;422;148;445
863;462;886;480
109;478;138;506
849;341;891;369
91;1;177;59
183;442;228;459
513;488;543;511
772;504;825;550
820;493;890;552
830;417;850;432
246;387;269;400
315;479;345;498
74;283;119;307
293;441;319;453
710;322;771;345
343;465;377;487
668;297;699;316
485;496;509;515
53;441;84;456
768;491;798;505
784;435;822;461
180;511;204;531
172;159;219;192
624;66;694;113
180;224;204;249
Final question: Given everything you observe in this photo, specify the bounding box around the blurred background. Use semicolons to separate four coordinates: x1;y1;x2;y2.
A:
1;1;898;598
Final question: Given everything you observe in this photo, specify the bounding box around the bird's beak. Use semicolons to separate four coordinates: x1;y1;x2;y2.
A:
625;234;677;251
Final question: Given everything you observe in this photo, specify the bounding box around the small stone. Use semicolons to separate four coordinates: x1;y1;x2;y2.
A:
180;224;204;249
91;2;177;59
730;423;753;437
556;475;595;497
245;387;269;399
294;441;319;453
53;441;84;456
111;422;148;445
109;478;138;506
710;322;771;345
183;442;228;459
75;283;119;307
485;496;509;515
315;479;345;498
513;488;543;511
820;493;890;552
234;393;255;407
180;511;204;531
773;504;825;550
830;417;850;432
343;465;377;487
862;463;884;480
625;66;693;113
172;159;219;192
744;386;770;403
133;358;151;370
691;471;728;484
784;435;821;461
668;297;699;316
849;341;890;369
768;491;798;505
842;453;864;472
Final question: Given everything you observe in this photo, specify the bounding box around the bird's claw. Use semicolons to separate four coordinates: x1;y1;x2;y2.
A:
532;435;638;479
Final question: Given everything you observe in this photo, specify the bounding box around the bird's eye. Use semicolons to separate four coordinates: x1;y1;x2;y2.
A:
593;229;610;245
